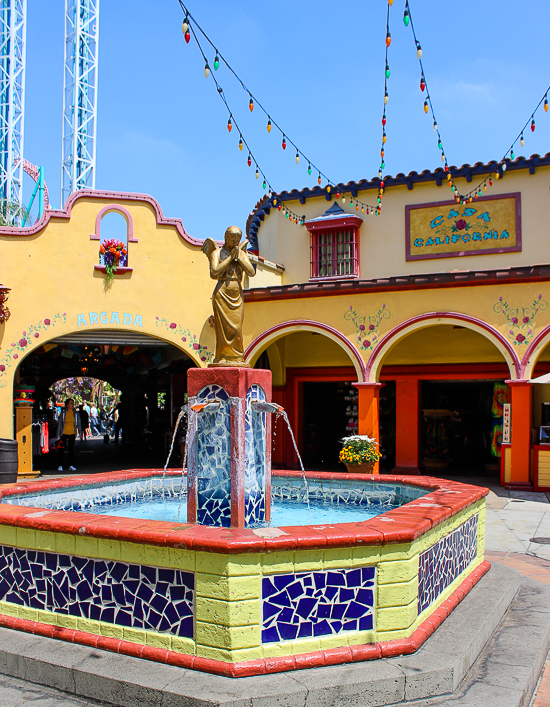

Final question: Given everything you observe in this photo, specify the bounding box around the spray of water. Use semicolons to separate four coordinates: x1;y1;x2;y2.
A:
277;409;311;522
162;405;187;499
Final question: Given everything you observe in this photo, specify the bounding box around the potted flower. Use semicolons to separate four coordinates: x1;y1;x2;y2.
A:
339;434;381;473
99;239;128;282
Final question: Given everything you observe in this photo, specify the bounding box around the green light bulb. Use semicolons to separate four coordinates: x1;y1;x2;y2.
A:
308;164;312;175
213;55;219;71
385;64;390;79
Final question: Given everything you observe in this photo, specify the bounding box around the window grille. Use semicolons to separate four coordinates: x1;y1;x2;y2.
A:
310;227;359;279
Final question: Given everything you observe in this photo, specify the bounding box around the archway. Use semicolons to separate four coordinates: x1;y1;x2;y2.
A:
246;321;366;471
369;313;517;476
13;328;197;475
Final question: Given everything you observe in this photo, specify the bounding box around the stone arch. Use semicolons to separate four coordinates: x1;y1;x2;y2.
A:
366;312;520;382
245;320;367;382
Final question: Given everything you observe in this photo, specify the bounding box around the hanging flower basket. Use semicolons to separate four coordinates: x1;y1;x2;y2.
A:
339;434;381;473
99;239;128;282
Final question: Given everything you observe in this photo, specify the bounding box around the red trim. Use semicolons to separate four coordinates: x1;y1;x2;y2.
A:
405;192;522;262
367;312;520;381
93;266;133;275
0;189;203;246
244;321;368;381
307;217;361;280
89;204;138;243
0;469;488;552
243;266;550;304
0;560;490;677
520;323;550;378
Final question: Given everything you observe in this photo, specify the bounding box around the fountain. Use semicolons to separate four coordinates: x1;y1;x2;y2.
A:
0;227;489;676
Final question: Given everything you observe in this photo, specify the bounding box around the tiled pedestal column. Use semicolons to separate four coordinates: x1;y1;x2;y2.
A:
187;367;272;528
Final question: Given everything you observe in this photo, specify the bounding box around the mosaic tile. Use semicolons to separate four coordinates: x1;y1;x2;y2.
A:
244;384;267;527
418;514;478;614
1;476;184;513
0;545;194;637
195;385;232;527
271;477;428;508
262;567;375;642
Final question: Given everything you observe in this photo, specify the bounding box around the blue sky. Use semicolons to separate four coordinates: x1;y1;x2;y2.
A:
24;0;550;240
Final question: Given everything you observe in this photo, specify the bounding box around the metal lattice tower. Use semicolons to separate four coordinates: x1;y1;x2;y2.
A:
61;0;99;207
0;0;26;207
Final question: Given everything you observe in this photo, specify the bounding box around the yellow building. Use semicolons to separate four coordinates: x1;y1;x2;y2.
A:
1;152;550;488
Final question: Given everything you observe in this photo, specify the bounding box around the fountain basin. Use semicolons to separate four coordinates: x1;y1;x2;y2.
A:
0;470;488;677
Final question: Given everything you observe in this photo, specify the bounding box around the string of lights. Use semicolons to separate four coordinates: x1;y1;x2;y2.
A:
177;1;385;220
404;0;549;204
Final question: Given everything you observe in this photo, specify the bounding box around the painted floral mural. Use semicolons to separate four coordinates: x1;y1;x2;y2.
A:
344;304;391;351
0;313;67;387
494;294;548;346
155;316;213;363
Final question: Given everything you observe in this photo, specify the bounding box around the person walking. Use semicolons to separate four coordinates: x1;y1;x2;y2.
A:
78;404;89;441
90;403;99;436
56;398;81;472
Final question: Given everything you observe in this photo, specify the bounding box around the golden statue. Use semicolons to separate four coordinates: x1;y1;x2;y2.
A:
202;226;255;367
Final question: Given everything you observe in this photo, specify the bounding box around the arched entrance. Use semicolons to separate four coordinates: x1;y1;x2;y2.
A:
13;328;197;476
370;314;517;476
247;321;365;471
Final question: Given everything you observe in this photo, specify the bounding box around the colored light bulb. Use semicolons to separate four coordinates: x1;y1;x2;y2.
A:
545;97;549;112
267;118;272;132
423;100;429;113
213;55;220;70
495;171;500;179
238;136;243;151
438;139;442;149
380;149;385;158
249;98;254;112
204;63;210;78
520;133;524;147
511;149;514;160
227;118;232;132
403;8;410;25
282;136;286;150
433;120;438;132
308;164;312;175
383;132;387;143
247;154;252;167
295;152;300;164
386;32;391;47
489;178;493;186
384;91;389;104
420;76;426;92
483;184;486;191
531;118;535;132
342;196;346;203
255;168;259;179
382;115;386;126
263;180;266;189
318;174;322;185
184;30;190;43
416;43;422;58
350;199;353;207
182;17;188;33
381;160;385;169
385;64;390;78
388;0;393;5
502;162;506;171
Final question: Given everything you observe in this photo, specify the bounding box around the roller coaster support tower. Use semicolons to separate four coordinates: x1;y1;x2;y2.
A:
0;0;26;207
61;0;99;207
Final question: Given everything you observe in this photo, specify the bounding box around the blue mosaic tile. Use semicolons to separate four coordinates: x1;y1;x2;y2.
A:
195;385;232;527
262;567;375;643
0;545;194;638
244;384;267;527
418;514;478;614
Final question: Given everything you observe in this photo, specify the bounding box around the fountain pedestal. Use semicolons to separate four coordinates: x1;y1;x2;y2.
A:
187;367;272;528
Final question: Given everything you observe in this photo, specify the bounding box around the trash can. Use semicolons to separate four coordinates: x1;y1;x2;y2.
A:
0;438;18;484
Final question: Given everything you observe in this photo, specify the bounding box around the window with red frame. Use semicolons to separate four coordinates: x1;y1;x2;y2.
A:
310;227;359;278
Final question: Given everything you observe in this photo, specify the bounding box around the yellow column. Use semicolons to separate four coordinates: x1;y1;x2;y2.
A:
15;402;33;477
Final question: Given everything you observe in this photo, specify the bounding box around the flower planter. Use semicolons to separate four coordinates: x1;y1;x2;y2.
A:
345;462;375;474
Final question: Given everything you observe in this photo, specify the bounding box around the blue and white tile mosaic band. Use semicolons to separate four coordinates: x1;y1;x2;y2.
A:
262;567;375;643
0;545;194;637
244;384;267;527
418;514;478;614
196;385;232;527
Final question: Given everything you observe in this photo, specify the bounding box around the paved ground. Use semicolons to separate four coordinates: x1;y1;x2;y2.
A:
1;473;550;705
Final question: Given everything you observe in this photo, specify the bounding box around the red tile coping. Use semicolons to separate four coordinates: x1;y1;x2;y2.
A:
0;469;488;553
0;560;491;677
